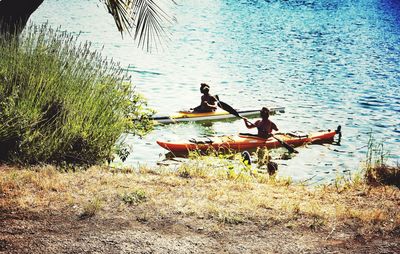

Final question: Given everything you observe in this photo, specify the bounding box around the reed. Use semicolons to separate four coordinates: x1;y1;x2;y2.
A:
0;24;154;165
364;135;399;188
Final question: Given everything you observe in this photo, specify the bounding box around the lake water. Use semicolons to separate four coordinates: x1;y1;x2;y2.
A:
31;0;400;182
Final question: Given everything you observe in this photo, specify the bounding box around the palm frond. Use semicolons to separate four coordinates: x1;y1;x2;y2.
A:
104;0;134;33
103;0;174;51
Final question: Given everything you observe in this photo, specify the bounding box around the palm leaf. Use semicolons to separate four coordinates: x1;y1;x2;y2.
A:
104;0;135;32
103;0;174;51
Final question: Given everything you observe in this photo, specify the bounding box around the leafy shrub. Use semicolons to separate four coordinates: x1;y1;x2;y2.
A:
0;24;154;165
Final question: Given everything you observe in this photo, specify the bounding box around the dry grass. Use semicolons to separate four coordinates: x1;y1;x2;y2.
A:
365;164;400;188
0;164;399;236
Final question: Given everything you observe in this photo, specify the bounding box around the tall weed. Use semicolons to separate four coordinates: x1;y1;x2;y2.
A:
364;135;399;187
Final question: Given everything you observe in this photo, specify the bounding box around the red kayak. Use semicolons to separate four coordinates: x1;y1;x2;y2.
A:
157;127;341;153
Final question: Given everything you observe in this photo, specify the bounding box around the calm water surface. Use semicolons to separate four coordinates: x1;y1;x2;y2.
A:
31;0;400;181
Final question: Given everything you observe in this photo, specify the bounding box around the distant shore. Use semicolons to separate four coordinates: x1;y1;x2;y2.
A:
1;164;398;253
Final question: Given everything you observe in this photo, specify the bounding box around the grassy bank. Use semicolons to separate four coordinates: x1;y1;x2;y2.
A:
1;164;398;236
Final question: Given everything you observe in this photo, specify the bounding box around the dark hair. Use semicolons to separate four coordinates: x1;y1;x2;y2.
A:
200;83;210;93
260;107;270;118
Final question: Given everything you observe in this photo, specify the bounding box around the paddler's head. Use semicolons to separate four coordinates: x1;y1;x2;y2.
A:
200;83;210;94
260;107;270;119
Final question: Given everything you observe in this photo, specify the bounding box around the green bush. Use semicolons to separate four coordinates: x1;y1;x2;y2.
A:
0;24;154;165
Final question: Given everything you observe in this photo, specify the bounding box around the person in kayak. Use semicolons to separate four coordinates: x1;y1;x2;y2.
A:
243;107;278;138
192;83;218;112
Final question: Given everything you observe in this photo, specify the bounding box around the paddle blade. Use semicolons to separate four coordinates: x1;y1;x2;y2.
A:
272;135;298;154
217;100;241;118
282;142;297;154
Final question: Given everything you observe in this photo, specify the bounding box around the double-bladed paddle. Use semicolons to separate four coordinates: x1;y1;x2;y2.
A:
216;100;298;154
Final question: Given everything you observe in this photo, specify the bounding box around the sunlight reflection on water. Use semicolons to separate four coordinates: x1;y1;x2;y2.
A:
31;0;400;181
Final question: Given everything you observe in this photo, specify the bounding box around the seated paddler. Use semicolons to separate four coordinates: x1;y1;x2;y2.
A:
243;107;278;138
192;83;218;113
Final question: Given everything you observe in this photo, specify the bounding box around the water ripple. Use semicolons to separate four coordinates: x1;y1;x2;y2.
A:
31;0;400;181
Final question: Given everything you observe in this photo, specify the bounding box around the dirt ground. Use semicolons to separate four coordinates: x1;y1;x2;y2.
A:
1;165;399;254
1;207;399;254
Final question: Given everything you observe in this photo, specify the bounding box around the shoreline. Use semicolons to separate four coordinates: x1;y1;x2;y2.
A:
1;164;399;253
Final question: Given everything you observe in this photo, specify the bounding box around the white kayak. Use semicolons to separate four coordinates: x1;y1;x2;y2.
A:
152;107;285;124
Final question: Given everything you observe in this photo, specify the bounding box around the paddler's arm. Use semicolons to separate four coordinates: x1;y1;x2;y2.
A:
209;95;218;109
201;100;217;109
271;121;278;132
243;117;256;129
201;96;218;110
207;103;218;110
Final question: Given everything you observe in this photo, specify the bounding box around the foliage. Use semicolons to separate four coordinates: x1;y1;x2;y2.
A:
103;0;175;50
0;0;174;51
364;135;399;188
121;189;147;205
366;165;400;188
80;197;103;219
174;148;287;183
0;24;154;166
